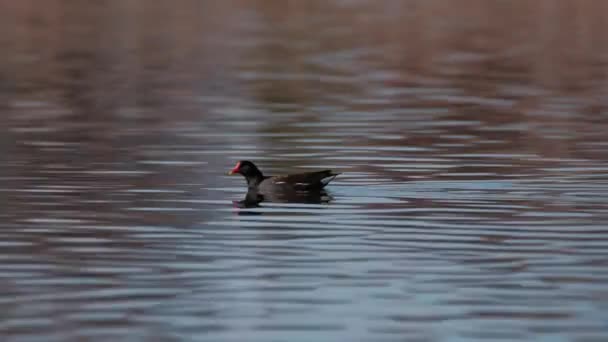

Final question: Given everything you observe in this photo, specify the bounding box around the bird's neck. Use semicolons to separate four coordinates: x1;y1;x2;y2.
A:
246;169;265;188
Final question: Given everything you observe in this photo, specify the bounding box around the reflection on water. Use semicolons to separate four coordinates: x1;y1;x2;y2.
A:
1;0;608;341
234;189;332;209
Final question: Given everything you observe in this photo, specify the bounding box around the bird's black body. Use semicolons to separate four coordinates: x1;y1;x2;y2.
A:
229;160;339;192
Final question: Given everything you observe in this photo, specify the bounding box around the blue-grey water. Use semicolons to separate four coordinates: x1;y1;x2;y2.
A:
1;1;608;341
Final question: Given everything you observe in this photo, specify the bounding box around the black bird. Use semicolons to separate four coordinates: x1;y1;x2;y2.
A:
228;160;339;192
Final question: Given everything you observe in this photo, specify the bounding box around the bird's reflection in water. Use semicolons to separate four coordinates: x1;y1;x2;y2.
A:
233;189;333;213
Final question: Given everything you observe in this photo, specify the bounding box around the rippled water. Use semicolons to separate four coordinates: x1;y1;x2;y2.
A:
2;1;608;341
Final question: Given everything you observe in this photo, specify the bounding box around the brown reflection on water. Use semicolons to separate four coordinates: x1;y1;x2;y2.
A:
1;1;608;341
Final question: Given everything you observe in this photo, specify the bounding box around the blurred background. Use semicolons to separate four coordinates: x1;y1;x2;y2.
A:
1;1;608;341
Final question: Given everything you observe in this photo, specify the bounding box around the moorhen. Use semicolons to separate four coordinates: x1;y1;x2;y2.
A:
228;160;340;192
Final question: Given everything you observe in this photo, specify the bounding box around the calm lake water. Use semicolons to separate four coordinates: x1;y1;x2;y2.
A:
1;1;608;341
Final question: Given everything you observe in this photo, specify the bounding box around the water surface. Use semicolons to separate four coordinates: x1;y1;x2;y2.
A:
1;1;608;341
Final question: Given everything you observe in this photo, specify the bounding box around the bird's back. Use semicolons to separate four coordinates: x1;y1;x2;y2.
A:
261;170;340;191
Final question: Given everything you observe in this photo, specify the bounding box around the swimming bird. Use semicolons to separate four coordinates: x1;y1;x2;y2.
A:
228;160;339;192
